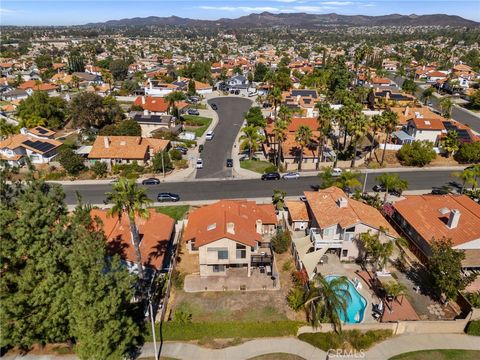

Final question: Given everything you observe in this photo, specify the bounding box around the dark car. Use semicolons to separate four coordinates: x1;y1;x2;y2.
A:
175;146;188;155
211;103;218;110
199;144;204;152
142;177;160;185
372;184;386;192
234;89;240;95
261;172;281;181
187;108;200;116
157;192;180;202
226;158;233;167
431;187;450;195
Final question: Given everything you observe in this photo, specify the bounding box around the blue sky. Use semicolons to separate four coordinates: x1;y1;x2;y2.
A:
1;1;479;26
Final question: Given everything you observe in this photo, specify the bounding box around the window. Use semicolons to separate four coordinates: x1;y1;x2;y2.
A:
342;249;348;257
218;249;228;260
236;244;246;259
323;227;334;237
213;265;225;272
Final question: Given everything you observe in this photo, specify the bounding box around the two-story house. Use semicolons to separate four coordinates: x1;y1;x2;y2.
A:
0;126;62;166
281;89;319;118
292;187;398;279
183;200;278;277
406;117;445;145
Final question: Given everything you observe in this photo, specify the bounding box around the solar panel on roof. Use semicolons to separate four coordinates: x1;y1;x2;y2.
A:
35;127;48;134
22;140;55;153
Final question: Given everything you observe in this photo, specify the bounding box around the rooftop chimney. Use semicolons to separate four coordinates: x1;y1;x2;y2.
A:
226;222;235;234
337;197;348;208
404;106;409;117
141;96;146;105
447;209;461;229
103;136;109;148
256;219;263;234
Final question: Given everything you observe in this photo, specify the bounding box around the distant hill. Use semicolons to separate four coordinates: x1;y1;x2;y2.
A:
86;12;479;28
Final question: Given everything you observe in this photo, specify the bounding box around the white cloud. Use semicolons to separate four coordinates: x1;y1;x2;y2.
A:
275;0;300;3
0;8;16;14
322;1;354;5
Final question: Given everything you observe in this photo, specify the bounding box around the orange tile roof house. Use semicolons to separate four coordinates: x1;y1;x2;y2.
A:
0;127;62;166
183;200;278;277
91;208;175;272
87;136;170;167
133;96;188;115
392;194;480;269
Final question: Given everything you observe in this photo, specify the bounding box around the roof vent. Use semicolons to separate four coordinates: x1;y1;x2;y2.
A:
447;209;461;229
438;207;450;215
337;197;348;208
424;120;431;125
120;141;126;146
226;222;235;234
207;223;216;231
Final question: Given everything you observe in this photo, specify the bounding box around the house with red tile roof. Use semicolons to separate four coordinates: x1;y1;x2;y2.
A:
391;194;480;270
406;117;445;144
133;96;188;115
91;208;175;272
183;200;278;277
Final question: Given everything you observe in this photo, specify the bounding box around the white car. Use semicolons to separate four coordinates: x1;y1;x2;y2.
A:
248;91;258;97
196;159;204;169
332;168;343;177
205;131;215;140
283;172;300;180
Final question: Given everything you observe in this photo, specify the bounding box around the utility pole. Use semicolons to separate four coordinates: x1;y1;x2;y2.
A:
161;151;165;178
362;171;369;194
149;298;159;360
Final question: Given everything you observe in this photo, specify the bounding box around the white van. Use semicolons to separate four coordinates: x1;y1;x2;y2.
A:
196;159;204;169
205;131;214;140
332;168;343;177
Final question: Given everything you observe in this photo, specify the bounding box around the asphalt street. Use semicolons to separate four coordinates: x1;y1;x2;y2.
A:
61;170;459;205
388;74;480;132
196;97;252;179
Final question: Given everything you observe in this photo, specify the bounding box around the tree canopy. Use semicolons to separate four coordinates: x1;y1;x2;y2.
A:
68;93;124;129
17;91;67;129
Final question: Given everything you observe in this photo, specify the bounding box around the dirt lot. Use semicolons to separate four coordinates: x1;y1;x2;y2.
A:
167;251;305;322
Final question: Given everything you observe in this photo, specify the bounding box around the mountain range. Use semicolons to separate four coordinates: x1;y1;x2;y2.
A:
86;12;479;28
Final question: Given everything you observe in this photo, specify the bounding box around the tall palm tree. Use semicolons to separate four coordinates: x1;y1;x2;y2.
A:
383;281;407;308
421;87;434;105
315;103;335;169
269;86;282;120
375;173;408;203
347;113;370;168
439;97;454;119
106;177;152;281
273;109;291;166
454;167;479;193
303;274;351;332
239;125;265;160
295;125;313;171
334;171;362;192
165;91;186;115
369;114;385;161
380;110;399;166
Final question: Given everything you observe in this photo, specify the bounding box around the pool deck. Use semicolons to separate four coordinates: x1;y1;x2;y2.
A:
316;254;379;324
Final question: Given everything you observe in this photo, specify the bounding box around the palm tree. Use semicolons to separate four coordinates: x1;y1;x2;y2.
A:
239;125;265;160
165;91;186;115
319;166;335;188
272;189;286;210
295;125;313;171
380;110;399;166
369;114;385;161
272;119;288;167
454;167;479;193
269;87;282;120
421;87;434;105
106;177;152;281
441;131;460;158
315;103;335;169
303;274;351;332
383;281;407;308
347;113;370;168
334;170;362;192
439;97;454;119
71;74;80;90
376;173;408;203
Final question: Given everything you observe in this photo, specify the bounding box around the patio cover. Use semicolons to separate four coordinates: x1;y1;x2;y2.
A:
293;236;328;279
392;130;414;143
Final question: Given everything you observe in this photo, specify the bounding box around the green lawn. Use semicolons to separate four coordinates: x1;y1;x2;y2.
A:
240;159;275;174
389;350;480;360
183;115;212;137
155;205;190;220
249;354;305;360
298;330;393;351
149;320;302;341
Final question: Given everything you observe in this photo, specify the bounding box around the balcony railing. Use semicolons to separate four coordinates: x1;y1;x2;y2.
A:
310;230;343;248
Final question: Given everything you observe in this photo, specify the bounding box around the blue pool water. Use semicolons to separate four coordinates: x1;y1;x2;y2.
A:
325;275;367;324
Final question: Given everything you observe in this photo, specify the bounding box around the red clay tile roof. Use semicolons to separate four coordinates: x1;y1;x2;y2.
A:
91;208;175;270
393;194;480;247
134;96;188;112
88;136;169;160
305;187;397;236
183;200;277;247
410;117;445;131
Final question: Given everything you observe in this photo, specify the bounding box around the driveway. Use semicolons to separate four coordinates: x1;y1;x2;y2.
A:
196;97;252;179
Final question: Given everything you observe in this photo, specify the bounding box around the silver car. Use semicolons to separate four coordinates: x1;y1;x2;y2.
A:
283;172;300;180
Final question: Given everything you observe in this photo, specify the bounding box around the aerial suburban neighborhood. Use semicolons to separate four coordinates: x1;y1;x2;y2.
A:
1;1;480;360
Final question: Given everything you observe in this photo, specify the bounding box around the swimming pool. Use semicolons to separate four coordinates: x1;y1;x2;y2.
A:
325;275;367;324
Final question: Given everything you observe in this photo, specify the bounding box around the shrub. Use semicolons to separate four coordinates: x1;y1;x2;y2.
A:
397;141;436;167
57;147;85;175
287;288;304;311
174;159;188;169
271;230;292;254
464;292;480;308
91;161;108;178
171;269;185;290
466;320;480;336
169;149;183;161
263;164;278;174
282;260;292;272
455;142;480;164
112;161;144;179
298;330;393;351
152;151;173;173
292;270;309;288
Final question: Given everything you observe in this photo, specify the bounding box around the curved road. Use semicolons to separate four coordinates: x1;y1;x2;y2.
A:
196;97;252;179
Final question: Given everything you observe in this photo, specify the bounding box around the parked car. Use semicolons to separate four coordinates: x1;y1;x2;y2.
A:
332;168;343;177
210;103;218;110
187;109;200;116
205;131;215;140
261;172;280;180
234;89;240;95
142;177;160;185
248;91;257;97
226;158;233;167
372;184;386;192
174;146;188;155
188;96;199;102
431;187;450;195
199;144;204;152
300;196;307;202
283;172;300;180
196;159;204;169
157;192;180;202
